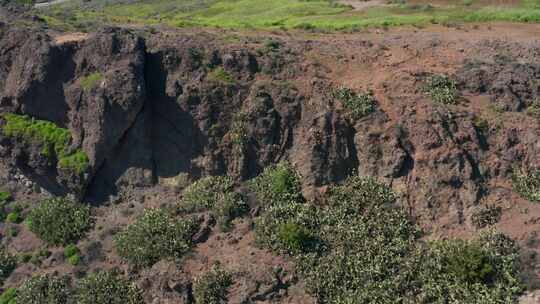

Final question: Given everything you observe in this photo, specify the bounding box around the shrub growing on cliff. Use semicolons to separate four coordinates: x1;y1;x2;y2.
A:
424;74;459;105
80;72;103;91
208;67;235;84
114;208;199;268
471;205;502;229
0;248;16;285
249;162;304;206
193;264;233;304
27;197;93;246
332;87;376;120
180;176;247;231
512;168;540;202
16;275;72;304
76;270;144;304
1;113;89;173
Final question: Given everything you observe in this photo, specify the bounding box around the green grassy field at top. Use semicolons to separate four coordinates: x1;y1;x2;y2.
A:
37;0;540;32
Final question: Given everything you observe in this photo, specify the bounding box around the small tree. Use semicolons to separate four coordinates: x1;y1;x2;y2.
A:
193;264;233;304
76;270;143;304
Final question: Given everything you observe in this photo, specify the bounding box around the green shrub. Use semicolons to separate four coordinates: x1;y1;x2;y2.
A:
332;87;376;120
180;176;247;231
5;212;21;224
471;205;502;229
418;232;523;302
193;264;233;304
80;72;103;91
114;208;199;268
16;275;72;304
0;192;11;204
208;67;235;84
1;114;89;174
63;244;79;259
512;168;540;202
298;176;419;303
213;192;248;231
424;74;459;105
27;197;93;246
0;287;17;304
181;176;235;213
76;270;144;304
0;248;16;285
278;221;312;253
67;254;81;266
249;162;304;206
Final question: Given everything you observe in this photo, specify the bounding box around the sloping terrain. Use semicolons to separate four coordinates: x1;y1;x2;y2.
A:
0;3;540;303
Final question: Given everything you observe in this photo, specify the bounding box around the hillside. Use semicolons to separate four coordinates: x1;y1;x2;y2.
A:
0;1;540;303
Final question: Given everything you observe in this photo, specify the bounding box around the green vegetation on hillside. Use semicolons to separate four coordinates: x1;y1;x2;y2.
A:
76;271;144;304
0;248;16;285
15;275;72;304
180;176;247;231
36;0;540;32
193;264;233;304
1;114;89;174
114;208;199;268
27;198;94;246
512;168;540;202
249;165;524;303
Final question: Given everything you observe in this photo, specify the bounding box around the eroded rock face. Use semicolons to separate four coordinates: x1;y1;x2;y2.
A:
1;25;540;233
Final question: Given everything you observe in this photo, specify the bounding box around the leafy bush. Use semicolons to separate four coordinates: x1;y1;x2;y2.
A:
180;176;247;231
249;162;304;206
1;114;89;173
332;87;376;120
68;254;81;266
27;197;93;246
181;176;235;213
64;244;79;259
76;270;144;304
277;222;312;253
512;168;540;202
251;170;523;303
16;275;72;304
0;192;11;204
471;205;502;229
424;74;459;105
418;231;523;303
0;248;16;285
298;176;419;303
5;211;21;224
114;208;199;268
213;192;248;231
193;264;233;304
80;72;103;91
0;288;16;304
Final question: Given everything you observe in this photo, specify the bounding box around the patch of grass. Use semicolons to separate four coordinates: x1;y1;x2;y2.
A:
114;208;199;268
193;263;233;304
16;275;72;304
424;74;459;105
67;254;81;266
512;168;540;202
5;211;22;224
76;270;144;304
79;72;103;92
63;244;79;258
1;113;89;174
332;87;376;120
27;197;94;246
208;67;235;84
37;0;540;32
